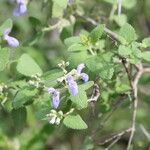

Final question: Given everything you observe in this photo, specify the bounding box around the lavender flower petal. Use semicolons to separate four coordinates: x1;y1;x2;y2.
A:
48;87;55;94
4;28;11;35
77;63;85;74
48;87;60;109
52;91;60;109
13;1;27;16
4;35;19;47
80;73;89;82
66;75;78;96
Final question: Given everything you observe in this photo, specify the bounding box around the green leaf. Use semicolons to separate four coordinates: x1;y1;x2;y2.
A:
28;31;44;46
13;88;38;109
113;14;127;27
142;37;150;48
141;51;150;61
17;54;43;76
0;18;13;36
119;23;137;43
63;114;88;129
0;48;9;71
52;0;68;18
89;24;105;43
115;78;131;93
60;26;73;42
103;0;136;9
64;36;80;47
42;69;64;87
68;51;90;68
70;90;88;110
85;53;114;79
81;137;94;150
79;81;94;91
99;103;110;113
34;93;51;120
11;107;27;132
118;45;132;56
68;43;87;52
28;16;42;27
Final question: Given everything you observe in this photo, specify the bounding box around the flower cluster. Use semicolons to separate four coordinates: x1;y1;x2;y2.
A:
13;0;27;16
46;110;63;125
3;28;19;47
28;74;45;89
47;63;89;109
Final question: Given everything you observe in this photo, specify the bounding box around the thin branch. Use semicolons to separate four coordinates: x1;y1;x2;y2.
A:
75;13;121;42
143;68;150;73
126;63;143;150
105;136;121;150
98;128;132;145
42;21;61;32
121;58;133;89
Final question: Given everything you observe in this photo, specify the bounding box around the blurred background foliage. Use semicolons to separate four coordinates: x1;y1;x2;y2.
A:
0;0;150;150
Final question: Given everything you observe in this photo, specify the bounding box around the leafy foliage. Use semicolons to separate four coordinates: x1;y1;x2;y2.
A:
63;113;88;129
0;0;150;149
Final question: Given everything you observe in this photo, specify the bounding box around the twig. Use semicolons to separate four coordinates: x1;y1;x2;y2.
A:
105;136;121;150
97;128;132;145
140;124;150;139
42;21;61;32
75;13;121;42
121;61;150;149
126;64;150;150
121;58;133;89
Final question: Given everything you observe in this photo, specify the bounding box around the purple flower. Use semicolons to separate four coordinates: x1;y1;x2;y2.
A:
77;63;89;82
13;0;27;16
66;75;78;96
3;28;19;47
48;87;60;109
80;73;89;82
77;63;85;74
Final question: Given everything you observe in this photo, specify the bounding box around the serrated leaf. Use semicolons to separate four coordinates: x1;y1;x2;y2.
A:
89;24;105;43
119;23;137;43
70;90;88;110
118;45;132;56
63;114;88;129
13;88;38;109
42;69;64;87
142;37;150;48
17;54;43;76
79;81;94;91
64;36;80;47
85;53;114;79
100;67;114;80
34;93;51;120
68;43;87;52
0;48;9;71
52;0;68;18
0;18;13;36
113;14;127;27
115;78;131;93
11;107;27;132
141;51;150;61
